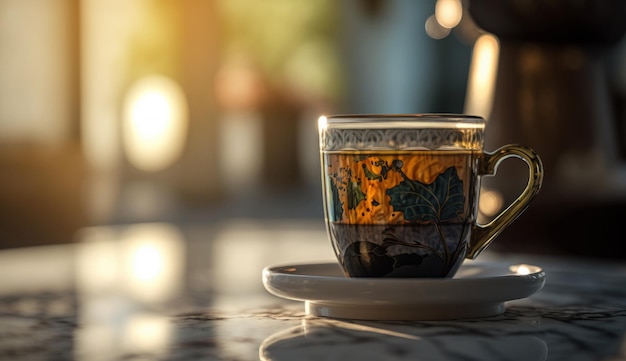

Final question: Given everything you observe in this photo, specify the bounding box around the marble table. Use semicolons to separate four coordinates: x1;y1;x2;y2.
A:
1;219;625;361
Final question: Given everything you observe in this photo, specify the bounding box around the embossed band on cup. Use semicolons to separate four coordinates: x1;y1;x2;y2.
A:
319;114;485;151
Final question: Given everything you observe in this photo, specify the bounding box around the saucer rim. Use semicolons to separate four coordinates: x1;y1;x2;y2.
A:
262;261;546;320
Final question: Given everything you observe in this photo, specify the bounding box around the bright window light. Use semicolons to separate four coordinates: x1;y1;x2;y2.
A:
122;75;188;172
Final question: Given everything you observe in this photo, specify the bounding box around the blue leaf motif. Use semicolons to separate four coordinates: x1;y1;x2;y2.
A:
386;166;465;223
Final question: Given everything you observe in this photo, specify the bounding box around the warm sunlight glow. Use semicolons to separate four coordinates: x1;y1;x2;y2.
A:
123;313;171;356
130;245;163;282
123;75;188;172
76;223;185;306
75;224;184;360
435;0;463;29
318;116;328;131
464;34;500;120
123;224;185;304
478;189;504;218
510;264;534;275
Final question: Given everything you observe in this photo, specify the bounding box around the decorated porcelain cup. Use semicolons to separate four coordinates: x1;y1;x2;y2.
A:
318;114;543;278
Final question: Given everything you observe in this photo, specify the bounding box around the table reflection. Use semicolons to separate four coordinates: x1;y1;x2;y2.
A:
260;318;549;361
69;220;334;360
74;223;185;360
1;220;626;361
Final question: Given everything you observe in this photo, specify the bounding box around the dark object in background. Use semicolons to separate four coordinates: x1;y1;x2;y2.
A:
467;0;626;258
468;0;626;46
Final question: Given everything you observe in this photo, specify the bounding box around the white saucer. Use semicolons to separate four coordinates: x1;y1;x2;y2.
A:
262;261;546;321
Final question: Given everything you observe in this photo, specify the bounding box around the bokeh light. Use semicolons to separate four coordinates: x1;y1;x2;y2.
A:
435;0;463;29
425;14;451;40
464;34;500;119
478;189;504;218
122;75;188;172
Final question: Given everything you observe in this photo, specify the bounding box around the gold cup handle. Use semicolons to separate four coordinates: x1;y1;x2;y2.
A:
467;144;544;259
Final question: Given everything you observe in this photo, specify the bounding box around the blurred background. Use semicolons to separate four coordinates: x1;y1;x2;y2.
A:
1;0;626;257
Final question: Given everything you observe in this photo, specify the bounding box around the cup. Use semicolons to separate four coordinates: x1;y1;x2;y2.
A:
318;114;543;278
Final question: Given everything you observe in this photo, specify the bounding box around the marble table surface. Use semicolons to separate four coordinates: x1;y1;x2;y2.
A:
1;219;625;361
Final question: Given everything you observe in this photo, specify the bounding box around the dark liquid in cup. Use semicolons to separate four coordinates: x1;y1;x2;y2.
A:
322;151;480;277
